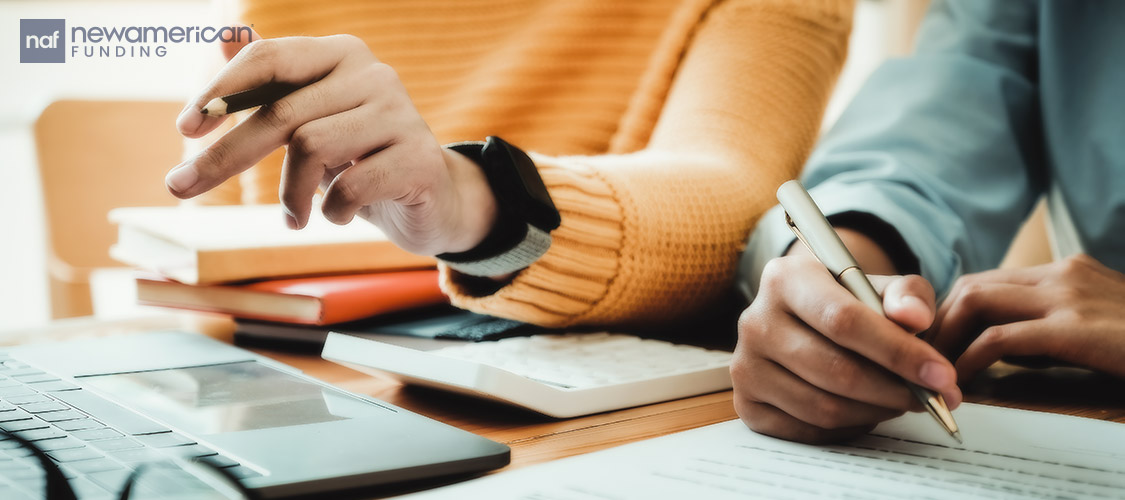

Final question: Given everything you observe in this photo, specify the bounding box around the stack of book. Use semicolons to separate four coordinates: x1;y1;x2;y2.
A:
109;204;450;347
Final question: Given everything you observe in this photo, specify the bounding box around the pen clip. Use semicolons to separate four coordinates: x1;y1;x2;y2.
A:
784;211;824;267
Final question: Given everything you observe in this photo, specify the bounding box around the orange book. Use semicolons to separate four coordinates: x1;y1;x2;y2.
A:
136;270;447;325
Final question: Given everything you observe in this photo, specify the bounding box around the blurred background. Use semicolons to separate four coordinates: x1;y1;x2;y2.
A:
0;0;931;331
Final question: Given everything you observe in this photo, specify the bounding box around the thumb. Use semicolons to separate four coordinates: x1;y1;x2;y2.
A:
220;24;260;61
870;274;936;334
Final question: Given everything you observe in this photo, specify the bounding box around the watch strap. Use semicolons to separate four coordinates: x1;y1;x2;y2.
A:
437;138;557;276
440;223;552;276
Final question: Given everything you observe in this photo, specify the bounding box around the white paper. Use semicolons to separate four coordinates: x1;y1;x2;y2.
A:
402;404;1125;499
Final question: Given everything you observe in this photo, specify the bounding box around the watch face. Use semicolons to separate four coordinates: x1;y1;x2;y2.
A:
483;137;561;231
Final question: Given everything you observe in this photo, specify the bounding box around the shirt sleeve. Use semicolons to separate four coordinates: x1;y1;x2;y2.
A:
443;0;855;327
739;0;1045;301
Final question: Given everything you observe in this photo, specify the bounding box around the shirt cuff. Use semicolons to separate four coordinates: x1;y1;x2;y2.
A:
737;203;796;302
737;181;958;303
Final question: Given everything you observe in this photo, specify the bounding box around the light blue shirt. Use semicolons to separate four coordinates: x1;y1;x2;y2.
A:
740;0;1125;301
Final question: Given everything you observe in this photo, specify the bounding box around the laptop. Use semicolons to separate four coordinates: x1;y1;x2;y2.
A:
2;331;509;498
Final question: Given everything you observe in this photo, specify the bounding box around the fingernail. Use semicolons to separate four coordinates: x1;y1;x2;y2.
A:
919;361;953;390
889;294;924;313
166;165;198;194
177;105;204;135
284;212;299;230
899;295;925;310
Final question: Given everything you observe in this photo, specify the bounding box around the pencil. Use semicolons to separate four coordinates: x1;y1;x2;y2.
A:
200;81;302;116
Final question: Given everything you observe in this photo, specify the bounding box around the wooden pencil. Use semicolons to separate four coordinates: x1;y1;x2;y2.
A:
200;81;302;116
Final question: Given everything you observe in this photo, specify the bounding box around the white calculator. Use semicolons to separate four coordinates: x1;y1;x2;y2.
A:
321;332;733;418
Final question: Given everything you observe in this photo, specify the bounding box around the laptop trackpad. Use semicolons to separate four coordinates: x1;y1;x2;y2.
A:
13;331;258;377
79;361;393;435
7;331;509;493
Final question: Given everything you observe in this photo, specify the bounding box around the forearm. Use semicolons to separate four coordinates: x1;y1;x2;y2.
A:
444;0;854;327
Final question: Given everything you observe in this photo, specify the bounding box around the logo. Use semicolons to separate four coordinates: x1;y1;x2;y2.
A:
21;19;66;63
20;19;252;62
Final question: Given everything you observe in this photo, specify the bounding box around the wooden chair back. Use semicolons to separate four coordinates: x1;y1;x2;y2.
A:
34;100;184;318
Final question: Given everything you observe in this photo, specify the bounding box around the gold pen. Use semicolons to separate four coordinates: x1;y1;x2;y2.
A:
776;180;961;444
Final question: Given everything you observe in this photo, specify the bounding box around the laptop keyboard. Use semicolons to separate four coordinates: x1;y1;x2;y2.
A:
0;353;259;499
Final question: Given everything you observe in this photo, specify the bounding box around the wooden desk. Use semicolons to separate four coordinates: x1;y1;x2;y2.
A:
4;313;1124;491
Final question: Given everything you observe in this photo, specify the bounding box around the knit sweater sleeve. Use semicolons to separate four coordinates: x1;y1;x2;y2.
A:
441;0;855;327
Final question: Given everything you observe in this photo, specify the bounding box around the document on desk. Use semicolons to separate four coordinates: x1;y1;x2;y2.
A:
403;403;1125;499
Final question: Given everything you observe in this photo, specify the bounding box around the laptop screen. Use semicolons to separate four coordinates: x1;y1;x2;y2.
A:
81;361;379;435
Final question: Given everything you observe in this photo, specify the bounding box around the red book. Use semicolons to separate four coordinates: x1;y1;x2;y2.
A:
136;270;447;325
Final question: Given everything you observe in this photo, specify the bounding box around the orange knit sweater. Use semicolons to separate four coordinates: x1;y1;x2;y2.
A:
203;0;854;328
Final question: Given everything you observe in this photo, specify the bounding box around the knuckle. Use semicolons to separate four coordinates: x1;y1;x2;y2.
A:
196;142;232;177
760;258;786;289
1056;285;1084;306
824;351;860;390
734;308;781;363
977;325;1009;350
811;394;847;429
1058;254;1096;277
821;301;864;339
332;178;362;207
948;274;974;297
1049;306;1083;327
1070;303;1095;324
334;33;367;52
1059;256;1081;274
730;347;770;400
360;63;408;114
1069;253;1097;266
399;180;435;207
288;127;323;159
957;282;986;309
258;98;297;131
242;39;276;62
367;62;400;84
729;355;754;388
736;307;758;339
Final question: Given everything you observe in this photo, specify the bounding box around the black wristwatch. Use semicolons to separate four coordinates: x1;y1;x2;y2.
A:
437;136;561;276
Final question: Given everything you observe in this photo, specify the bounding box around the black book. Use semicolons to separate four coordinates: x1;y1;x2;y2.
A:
233;304;540;352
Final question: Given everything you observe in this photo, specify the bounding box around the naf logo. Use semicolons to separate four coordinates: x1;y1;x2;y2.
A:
20;19;66;63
